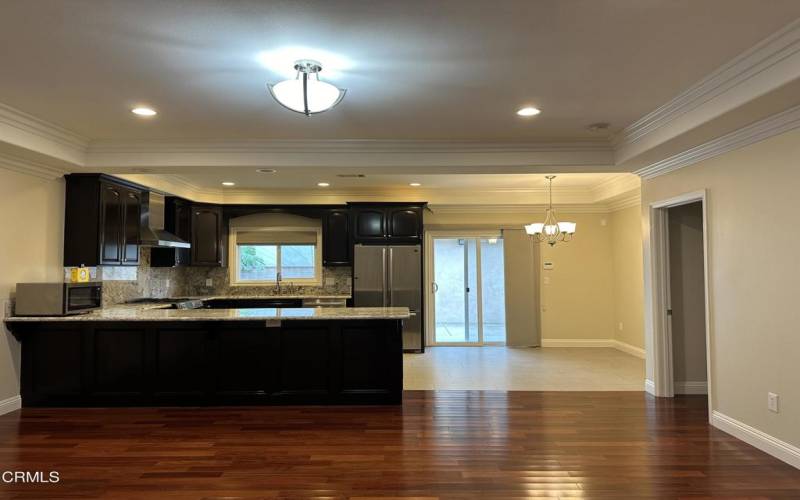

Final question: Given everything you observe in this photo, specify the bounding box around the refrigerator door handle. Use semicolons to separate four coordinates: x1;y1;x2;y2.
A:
382;247;388;306
387;247;393;307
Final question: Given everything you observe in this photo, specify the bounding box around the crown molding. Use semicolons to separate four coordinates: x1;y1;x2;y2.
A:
606;191;642;212
635;102;800;180
0;152;69;180
0;103;87;166
615;18;800;162
87;139;612;154
428;204;610;215
0;103;87;151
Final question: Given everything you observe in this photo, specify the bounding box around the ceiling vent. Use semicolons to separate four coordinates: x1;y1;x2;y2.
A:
336;174;366;178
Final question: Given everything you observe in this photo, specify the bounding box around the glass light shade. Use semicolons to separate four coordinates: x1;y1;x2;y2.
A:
268;78;345;114
525;223;544;235
557;221;577;234
544;224;558;236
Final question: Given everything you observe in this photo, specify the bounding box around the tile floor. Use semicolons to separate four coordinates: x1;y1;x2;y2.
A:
403;346;645;391
434;322;506;343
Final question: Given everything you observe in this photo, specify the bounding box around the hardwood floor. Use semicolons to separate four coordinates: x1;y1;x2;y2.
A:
1;392;799;499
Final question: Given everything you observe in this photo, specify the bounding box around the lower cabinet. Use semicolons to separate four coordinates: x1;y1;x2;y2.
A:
15;319;402;406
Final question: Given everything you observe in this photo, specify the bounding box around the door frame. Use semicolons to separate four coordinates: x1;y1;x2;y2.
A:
647;190;713;412
424;230;504;347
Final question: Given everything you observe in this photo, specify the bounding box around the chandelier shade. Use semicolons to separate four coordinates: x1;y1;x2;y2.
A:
267;59;346;115
526;176;577;246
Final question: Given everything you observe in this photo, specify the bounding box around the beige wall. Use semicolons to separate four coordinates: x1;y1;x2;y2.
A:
539;212;615;340
642;127;800;448
668;202;708;385
0;168;64;401
427;209;642;343
610;205;645;349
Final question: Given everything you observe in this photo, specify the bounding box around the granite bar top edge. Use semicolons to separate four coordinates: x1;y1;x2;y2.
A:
5;306;410;323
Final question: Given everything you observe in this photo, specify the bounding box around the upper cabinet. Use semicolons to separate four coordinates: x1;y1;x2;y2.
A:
152;198;225;267
349;203;425;244
322;209;351;266
191;205;225;266
64;174;142;267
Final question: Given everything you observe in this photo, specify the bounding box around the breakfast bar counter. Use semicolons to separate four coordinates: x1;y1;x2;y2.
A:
5;307;407;407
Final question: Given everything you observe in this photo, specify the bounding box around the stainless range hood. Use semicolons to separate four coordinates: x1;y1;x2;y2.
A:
140;191;191;248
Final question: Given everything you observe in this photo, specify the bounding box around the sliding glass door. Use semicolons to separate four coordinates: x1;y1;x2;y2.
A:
430;235;506;345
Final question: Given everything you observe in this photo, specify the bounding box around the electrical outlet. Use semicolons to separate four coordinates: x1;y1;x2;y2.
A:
205;278;213;287
543;276;551;285
618;322;624;331
768;392;779;413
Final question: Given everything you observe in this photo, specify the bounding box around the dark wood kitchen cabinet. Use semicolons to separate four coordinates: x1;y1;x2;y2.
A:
322;209;351;266
152;198;225;267
64;174;143;267
349;203;425;244
191;205;225;266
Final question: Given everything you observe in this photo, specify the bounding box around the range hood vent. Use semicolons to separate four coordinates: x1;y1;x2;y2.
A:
140;192;191;249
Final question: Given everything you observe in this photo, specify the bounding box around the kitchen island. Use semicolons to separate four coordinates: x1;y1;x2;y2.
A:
5;306;408;407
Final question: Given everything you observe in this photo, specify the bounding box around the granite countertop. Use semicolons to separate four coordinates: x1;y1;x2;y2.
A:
199;294;351;300
5;306;410;322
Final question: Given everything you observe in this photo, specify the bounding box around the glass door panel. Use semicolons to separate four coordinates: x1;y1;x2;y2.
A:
431;235;506;345
480;238;506;343
433;238;468;343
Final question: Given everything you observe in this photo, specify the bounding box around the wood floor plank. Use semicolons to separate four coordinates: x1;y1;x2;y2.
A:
0;392;798;499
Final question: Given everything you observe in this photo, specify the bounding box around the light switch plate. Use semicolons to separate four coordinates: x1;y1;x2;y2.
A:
768;392;779;413
205;278;213;287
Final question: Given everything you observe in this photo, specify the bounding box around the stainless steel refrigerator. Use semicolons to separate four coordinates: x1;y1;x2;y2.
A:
353;244;423;351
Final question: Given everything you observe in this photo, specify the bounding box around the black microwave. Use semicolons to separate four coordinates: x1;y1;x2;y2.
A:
14;282;103;316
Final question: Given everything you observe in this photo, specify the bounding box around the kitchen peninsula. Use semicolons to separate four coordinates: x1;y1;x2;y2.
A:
5;304;407;407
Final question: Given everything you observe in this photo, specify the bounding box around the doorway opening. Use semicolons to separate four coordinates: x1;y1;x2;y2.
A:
649;191;711;403
426;233;506;346
667;202;708;395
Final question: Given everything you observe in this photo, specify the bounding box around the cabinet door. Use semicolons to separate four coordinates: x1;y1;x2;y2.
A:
121;188;141;265
191;206;223;266
388;207;422;242
99;183;123;265
353;208;386;242
173;200;191;266
323;210;351;266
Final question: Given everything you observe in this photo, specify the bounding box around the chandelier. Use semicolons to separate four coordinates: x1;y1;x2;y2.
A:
267;59;346;116
525;175;576;246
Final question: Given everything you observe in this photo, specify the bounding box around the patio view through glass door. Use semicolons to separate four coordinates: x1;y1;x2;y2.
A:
432;236;506;345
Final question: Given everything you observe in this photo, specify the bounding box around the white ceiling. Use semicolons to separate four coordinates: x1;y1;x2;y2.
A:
1;0;799;143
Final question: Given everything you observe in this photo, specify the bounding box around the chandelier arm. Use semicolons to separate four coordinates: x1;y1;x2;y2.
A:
302;72;309;116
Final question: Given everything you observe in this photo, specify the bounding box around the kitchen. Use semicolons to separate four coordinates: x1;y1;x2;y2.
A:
3;1;800;497
6;174;425;406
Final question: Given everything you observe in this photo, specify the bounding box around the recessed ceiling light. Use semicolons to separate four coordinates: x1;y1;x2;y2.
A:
131;107;157;116
256;168;277;173
221;181;235;186
409;182;421;187
516;106;541;117
317;182;330;187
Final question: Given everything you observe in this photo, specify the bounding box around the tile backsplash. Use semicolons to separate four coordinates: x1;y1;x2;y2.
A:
182;265;352;297
95;248;352;305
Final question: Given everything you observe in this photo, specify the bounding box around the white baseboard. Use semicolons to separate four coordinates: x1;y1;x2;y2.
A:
541;338;613;348
675;381;708;395
612;340;646;359
644;379;655;395
0;395;21;416
541;338;646;359
711;410;800;470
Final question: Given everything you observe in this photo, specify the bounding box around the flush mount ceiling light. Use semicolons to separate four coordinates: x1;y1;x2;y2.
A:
516;106;541;117
131;107;157;116
409;182;421;187
267;60;346;116
525;175;576;246
221;181;235;186
317;182;330;187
